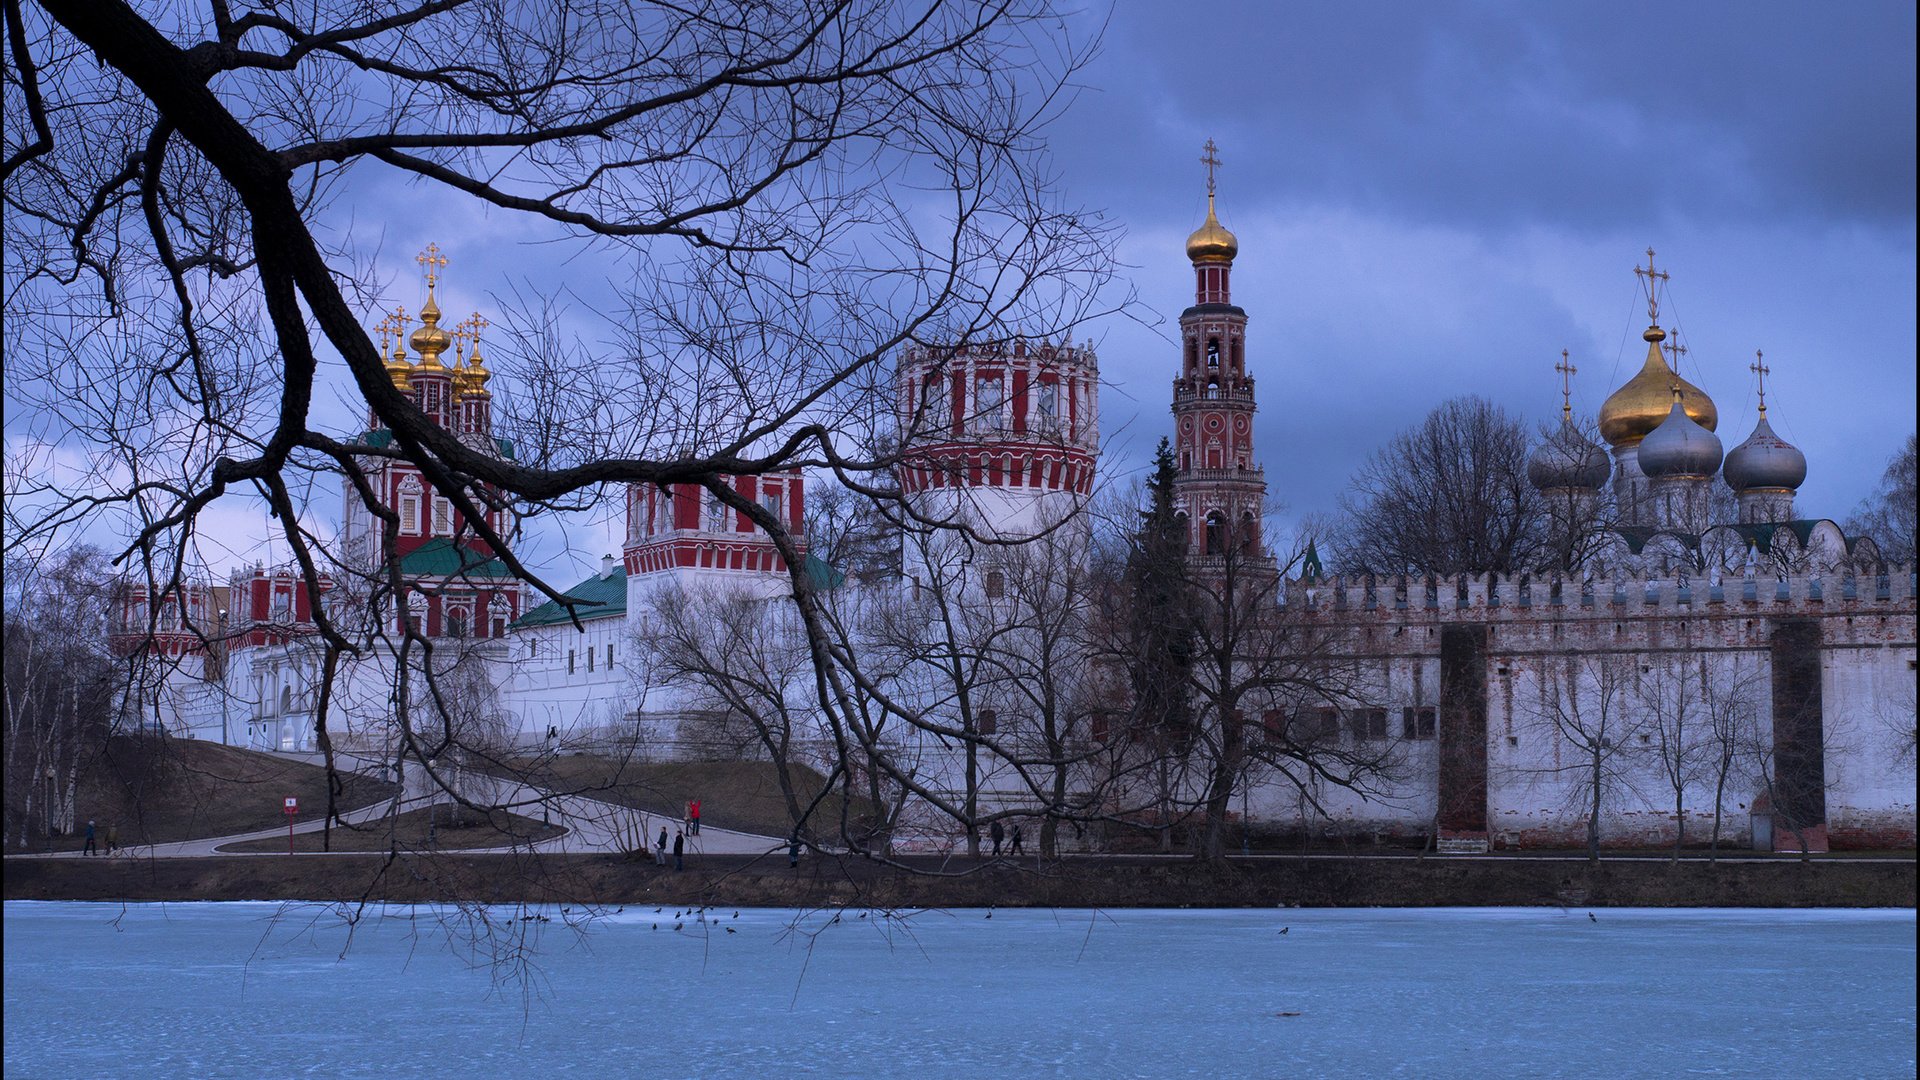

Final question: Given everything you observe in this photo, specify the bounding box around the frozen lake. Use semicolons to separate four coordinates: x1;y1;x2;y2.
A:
5;901;1913;1078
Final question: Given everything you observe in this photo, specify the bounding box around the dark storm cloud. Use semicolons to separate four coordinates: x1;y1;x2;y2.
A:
1062;1;1916;232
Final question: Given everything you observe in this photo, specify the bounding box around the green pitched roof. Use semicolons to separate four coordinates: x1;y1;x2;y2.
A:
515;567;628;627
358;428;516;460
395;537;518;579
802;552;845;591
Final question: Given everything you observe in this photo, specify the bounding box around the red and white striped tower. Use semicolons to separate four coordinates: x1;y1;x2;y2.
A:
622;470;808;605
1171;140;1268;567
895;337;1099;550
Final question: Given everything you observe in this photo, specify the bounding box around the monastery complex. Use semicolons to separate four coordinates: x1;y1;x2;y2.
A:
111;168;1916;855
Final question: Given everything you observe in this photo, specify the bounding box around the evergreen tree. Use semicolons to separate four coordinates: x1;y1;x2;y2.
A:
1125;439;1197;843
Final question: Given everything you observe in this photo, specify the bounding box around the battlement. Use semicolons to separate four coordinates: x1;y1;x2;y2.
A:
1285;564;1919;624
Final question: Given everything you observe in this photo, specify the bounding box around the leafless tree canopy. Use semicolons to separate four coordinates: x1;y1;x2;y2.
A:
3;0;1121;856
1848;433;1917;563
1330;396;1548;576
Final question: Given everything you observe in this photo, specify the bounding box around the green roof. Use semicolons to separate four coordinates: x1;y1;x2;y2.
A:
359;428;516;460
395;538;518;579
515;567;628;627
803;553;845;591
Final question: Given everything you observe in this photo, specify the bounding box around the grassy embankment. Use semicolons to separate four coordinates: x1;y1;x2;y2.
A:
21;737;397;853
493;755;877;840
217;806;564;853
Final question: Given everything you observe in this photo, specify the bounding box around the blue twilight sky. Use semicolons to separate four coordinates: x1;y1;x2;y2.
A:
11;2;1914;581
1061;1;1915;520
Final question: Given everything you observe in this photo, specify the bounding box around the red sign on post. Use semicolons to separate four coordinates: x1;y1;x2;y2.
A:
284;797;298;853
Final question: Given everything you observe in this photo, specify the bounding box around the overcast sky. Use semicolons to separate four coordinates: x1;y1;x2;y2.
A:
1059;1;1915;532
17;2;1913;582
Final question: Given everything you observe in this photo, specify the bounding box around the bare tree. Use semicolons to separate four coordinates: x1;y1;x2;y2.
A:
1847;434;1917;562
1332;397;1548;576
4;1;1120;862
1699;654;1767;859
2;546;118;848
1526;653;1650;861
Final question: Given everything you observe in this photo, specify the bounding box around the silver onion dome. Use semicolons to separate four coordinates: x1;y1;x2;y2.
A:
1723;413;1807;492
1637;400;1724;478
1528;420;1611;491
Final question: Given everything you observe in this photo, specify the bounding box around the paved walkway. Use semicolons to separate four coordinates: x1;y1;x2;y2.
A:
16;750;791;861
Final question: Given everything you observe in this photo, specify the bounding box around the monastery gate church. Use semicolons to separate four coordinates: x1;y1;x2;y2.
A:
112;178;1916;853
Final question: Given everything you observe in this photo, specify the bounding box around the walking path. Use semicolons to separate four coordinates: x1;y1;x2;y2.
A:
15;750;791;861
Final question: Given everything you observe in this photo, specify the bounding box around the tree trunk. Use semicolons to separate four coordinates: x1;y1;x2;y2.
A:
1587;751;1602;862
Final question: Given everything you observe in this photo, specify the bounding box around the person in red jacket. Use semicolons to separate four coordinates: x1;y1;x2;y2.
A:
688;799;701;837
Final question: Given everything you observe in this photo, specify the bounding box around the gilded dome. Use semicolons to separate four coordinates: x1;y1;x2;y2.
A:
409;295;451;369
1185;196;1238;263
1597;327;1717;447
1638;399;1723;478
1528;419;1611;491
1723;413;1806;492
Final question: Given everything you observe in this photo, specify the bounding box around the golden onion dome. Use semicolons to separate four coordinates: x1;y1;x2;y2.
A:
409;294;451;369
465;350;491;394
1185;195;1238;263
1597;326;1717;447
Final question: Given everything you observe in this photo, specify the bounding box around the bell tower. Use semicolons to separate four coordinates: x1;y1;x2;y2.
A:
1171;141;1268;566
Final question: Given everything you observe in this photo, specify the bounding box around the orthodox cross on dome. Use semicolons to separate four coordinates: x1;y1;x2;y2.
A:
1633;246;1669;327
1555;349;1577;421
416;242;448;290
467;312;490;356
390;306;411;355
1750;350;1770;415
1662;334;1688;373
1201;138;1220;198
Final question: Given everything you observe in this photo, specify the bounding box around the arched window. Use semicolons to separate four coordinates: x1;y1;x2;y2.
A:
984;569;1006;599
446;607;468;638
1174;510;1190;549
1240;511;1259;551
977;709;998;736
706;490;729;532
1205;512;1226;556
1206;338;1220;367
279;685;292;715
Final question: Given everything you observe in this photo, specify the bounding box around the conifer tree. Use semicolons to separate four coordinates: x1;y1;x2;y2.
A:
1125;438;1196;847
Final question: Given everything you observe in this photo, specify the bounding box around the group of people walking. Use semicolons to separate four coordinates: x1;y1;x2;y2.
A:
79;820;118;856
987;820;1024;857
650;800;703;871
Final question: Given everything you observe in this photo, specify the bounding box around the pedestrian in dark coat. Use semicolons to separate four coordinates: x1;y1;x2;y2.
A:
789;837;801;868
672;830;685;871
989;820;1004;857
1010;824;1024;856
82;820;97;856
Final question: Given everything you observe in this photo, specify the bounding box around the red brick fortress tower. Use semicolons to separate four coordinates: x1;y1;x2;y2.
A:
1172;141;1270;570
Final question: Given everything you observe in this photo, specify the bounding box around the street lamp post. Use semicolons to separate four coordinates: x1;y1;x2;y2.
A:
45;768;56;852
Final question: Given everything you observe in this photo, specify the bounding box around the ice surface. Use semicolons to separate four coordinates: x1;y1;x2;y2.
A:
4;901;1913;1079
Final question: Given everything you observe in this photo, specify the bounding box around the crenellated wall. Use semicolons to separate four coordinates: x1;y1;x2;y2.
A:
1245;565;1918;850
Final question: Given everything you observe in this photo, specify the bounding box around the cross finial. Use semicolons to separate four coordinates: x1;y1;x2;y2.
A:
390;305;410;358
416;242;448;290
1554;349;1577;421
1201;138;1220;199
1662;334;1688;371
1633;246;1670;326
467;312;490;355
1750;349;1770;415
